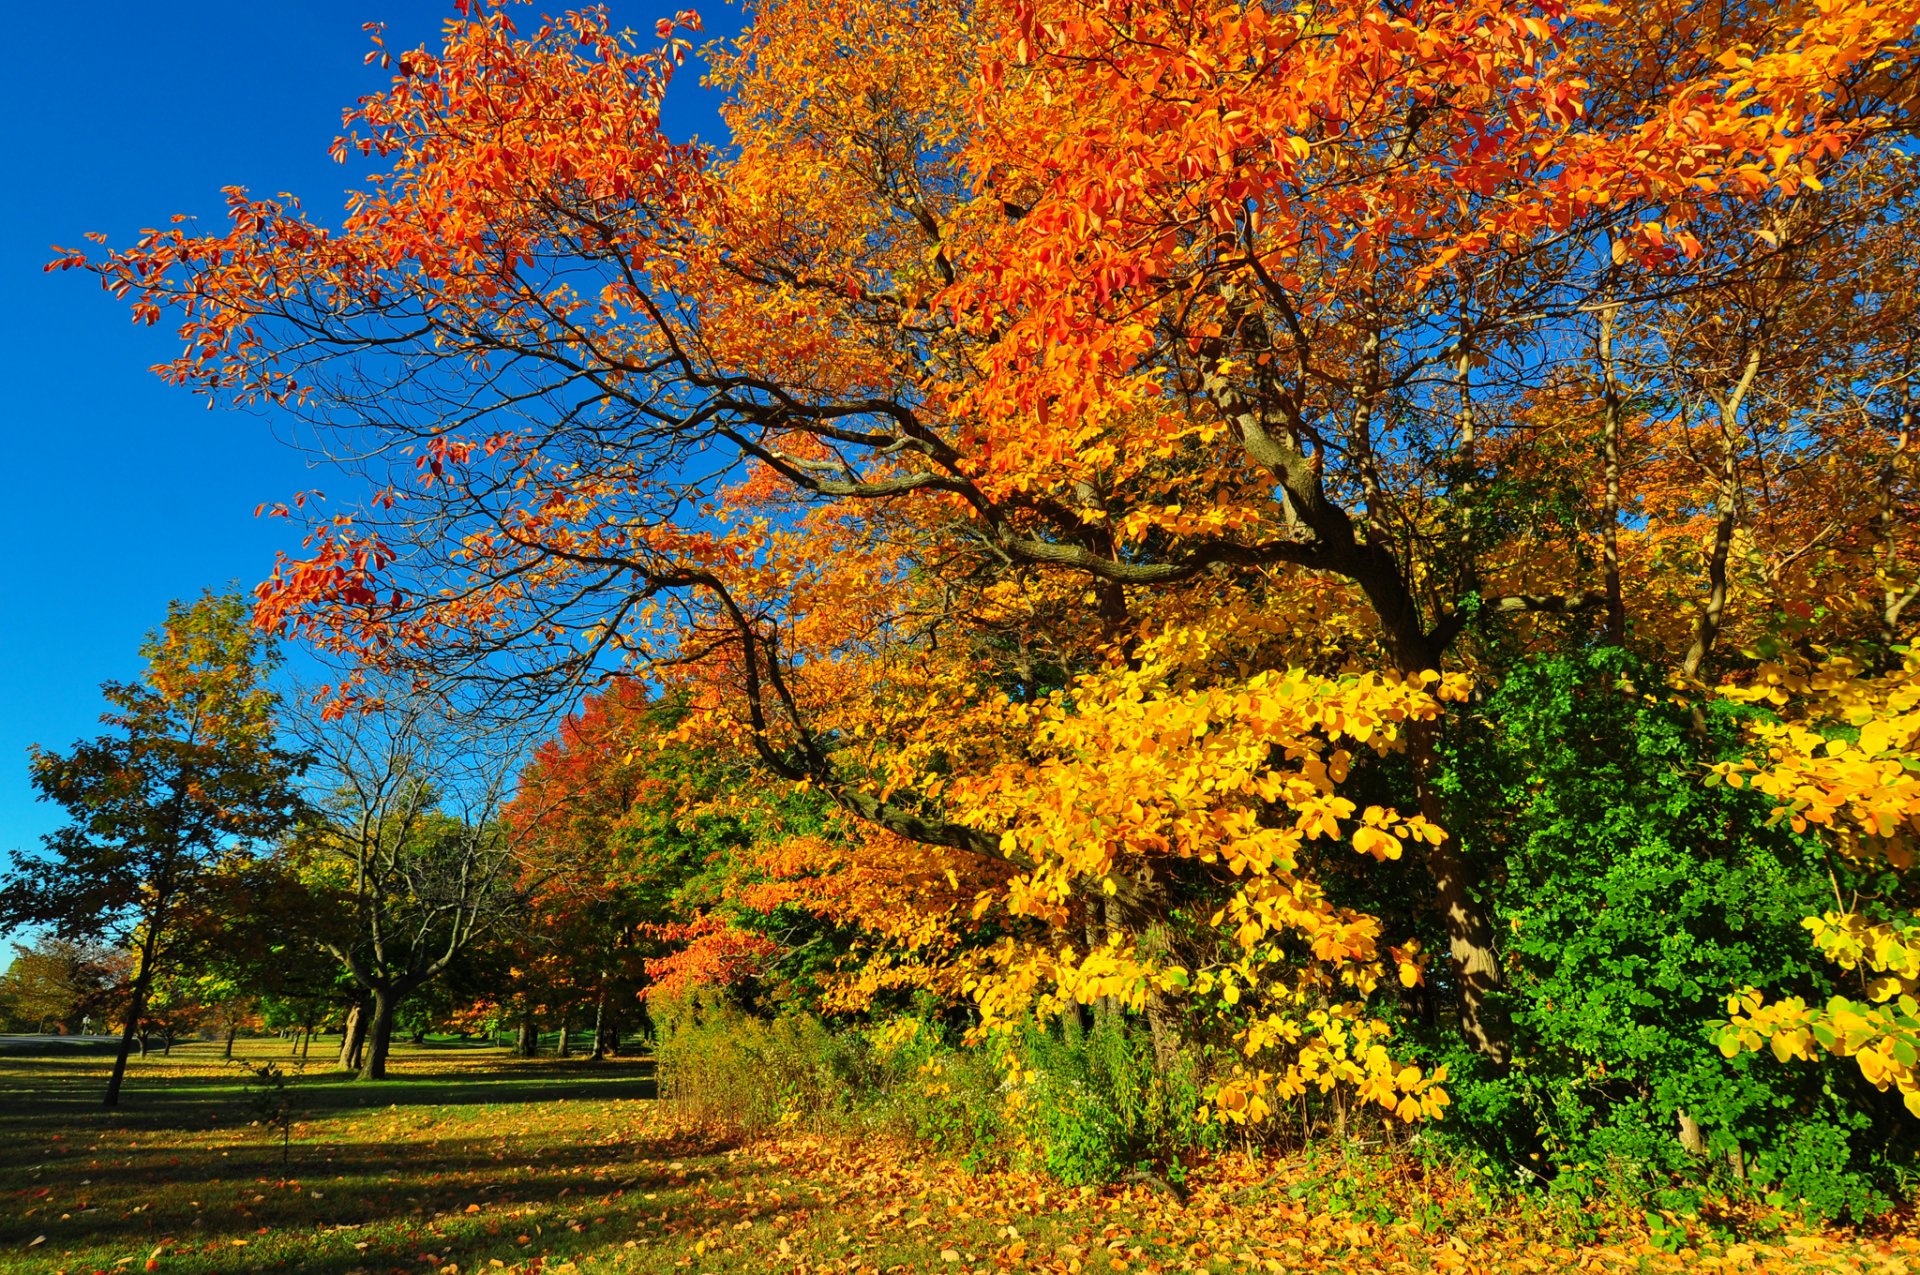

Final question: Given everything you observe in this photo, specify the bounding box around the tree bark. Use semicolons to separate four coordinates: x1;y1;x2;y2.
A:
358;987;398;1081
105;921;163;1108
590;988;609;1061
515;1015;537;1058
1410;720;1511;1067
1597;304;1629;645
338;998;370;1072
225;1022;238;1060
557;1014;572;1059
1677;1110;1707;1155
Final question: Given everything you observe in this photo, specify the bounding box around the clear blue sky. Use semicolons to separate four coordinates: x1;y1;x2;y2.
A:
0;1;736;864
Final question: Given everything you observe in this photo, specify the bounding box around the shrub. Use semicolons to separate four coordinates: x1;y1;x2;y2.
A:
652;986;873;1134
1427;649;1918;1220
653;986;1215;1185
1014;1014;1216;1186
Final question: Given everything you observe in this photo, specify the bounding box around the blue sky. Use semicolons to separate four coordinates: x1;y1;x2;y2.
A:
0;1;736;864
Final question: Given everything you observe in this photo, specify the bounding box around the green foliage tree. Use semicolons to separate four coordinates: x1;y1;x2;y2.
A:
0;591;305;1104
275;687;527;1079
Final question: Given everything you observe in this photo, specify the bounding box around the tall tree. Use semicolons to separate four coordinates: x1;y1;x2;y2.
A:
0;592;305;1105
57;0;1920;1122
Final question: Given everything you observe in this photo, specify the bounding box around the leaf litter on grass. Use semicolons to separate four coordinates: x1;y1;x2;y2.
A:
2;1043;1915;1275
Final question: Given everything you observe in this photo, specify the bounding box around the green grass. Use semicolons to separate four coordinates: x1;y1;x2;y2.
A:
3;1040;1911;1275
0;1039;1086;1275
3;1040;706;1275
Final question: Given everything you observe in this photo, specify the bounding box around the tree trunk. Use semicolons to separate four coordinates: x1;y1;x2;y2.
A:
1139;918;1180;1072
590;988;609;1061
1880;355;1916;659
338;998;370;1072
515;1015;537;1058
162;1026;173;1056
557;1014;572;1059
1597;304;1628;645
1677;1110;1707;1155
1410;721;1511;1068
105;921;163;1108
359;987;398;1080
225;1022;238;1060
1683;348;1761;682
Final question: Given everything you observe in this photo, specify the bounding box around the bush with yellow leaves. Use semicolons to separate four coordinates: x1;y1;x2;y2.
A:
1713;652;1920;1116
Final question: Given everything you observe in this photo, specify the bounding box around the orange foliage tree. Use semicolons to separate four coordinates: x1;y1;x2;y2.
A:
60;0;1920;1134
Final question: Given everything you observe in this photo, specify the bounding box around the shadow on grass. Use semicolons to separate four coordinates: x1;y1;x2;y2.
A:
1;1126;763;1275
0;1055;658;1133
0;1036;122;1057
0;1049;742;1275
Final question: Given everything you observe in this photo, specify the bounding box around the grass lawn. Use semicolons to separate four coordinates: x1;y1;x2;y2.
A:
2;1040;1914;1275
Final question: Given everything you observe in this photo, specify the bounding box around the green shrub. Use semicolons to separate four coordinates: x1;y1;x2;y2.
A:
1426;649;1919;1220
860;1015;1013;1168
654;987;1215;1185
652;986;873;1134
1015;1015;1216;1186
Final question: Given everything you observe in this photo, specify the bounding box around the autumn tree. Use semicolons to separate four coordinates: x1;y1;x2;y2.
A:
506;681;663;1057
508;681;845;1050
0;592;305;1104
0;937;128;1036
60;0;1920;1143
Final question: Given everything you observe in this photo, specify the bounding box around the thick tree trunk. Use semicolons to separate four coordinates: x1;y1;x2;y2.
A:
515;1016;537;1058
105;922;163;1108
338;998;370;1072
557;1015;572;1059
1409;721;1511;1068
1212;326;1518;1067
358;987;398;1081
